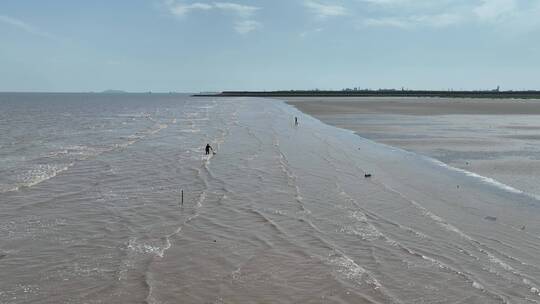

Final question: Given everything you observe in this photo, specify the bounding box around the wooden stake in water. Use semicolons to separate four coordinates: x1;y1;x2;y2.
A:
181;189;184;205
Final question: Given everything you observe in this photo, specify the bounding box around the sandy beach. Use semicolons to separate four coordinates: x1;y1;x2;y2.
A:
287;97;540;197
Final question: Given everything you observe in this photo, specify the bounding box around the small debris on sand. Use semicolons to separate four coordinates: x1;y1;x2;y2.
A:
484;216;497;221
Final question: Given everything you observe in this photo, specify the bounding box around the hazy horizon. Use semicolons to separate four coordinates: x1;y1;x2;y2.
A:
2;0;540;92
4;87;540;94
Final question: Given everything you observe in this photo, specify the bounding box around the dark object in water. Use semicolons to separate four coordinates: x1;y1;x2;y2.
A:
365;174;372;178
0;254;6;260
484;216;497;221
521;225;526;230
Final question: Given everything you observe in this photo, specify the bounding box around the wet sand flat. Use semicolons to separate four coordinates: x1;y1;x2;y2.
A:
286;97;540;196
286;97;540;115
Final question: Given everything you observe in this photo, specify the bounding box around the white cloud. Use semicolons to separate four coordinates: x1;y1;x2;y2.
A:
362;17;409;28
234;20;261;34
214;2;260;17
362;13;462;29
304;1;348;18
165;1;261;34
508;2;540;30
471;0;540;32
359;0;413;4
415;13;463;27
357;0;540;31
166;1;259;18
168;2;213;16
300;27;324;37
0;15;58;39
474;0;517;22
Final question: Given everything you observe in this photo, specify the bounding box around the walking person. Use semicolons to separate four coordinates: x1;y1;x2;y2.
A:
205;143;214;155
294;116;299;126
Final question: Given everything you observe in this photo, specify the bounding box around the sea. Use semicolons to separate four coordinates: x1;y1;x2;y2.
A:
1;93;540;303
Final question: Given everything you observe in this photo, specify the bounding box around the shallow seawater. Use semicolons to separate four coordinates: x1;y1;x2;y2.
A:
1;93;540;303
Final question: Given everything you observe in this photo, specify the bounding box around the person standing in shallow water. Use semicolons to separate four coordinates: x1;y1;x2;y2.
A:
294;117;299;126
205;144;213;155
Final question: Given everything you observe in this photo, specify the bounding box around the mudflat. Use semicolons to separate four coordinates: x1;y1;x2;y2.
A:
286;97;540;196
286;97;540;115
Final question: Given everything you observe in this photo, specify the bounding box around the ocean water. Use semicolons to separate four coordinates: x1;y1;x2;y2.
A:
1;93;540;303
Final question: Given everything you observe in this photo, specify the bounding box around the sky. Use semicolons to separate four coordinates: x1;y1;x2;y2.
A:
1;0;540;92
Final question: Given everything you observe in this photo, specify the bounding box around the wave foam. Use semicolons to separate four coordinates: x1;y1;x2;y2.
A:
17;163;73;189
327;252;383;290
127;238;168;258
429;158;540;201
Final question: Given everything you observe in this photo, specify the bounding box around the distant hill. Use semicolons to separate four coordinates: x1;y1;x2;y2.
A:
101;89;128;94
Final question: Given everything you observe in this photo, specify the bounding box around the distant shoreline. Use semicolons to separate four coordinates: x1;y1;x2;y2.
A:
194;90;540;99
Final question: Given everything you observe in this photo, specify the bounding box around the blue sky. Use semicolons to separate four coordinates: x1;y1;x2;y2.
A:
1;0;540;92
